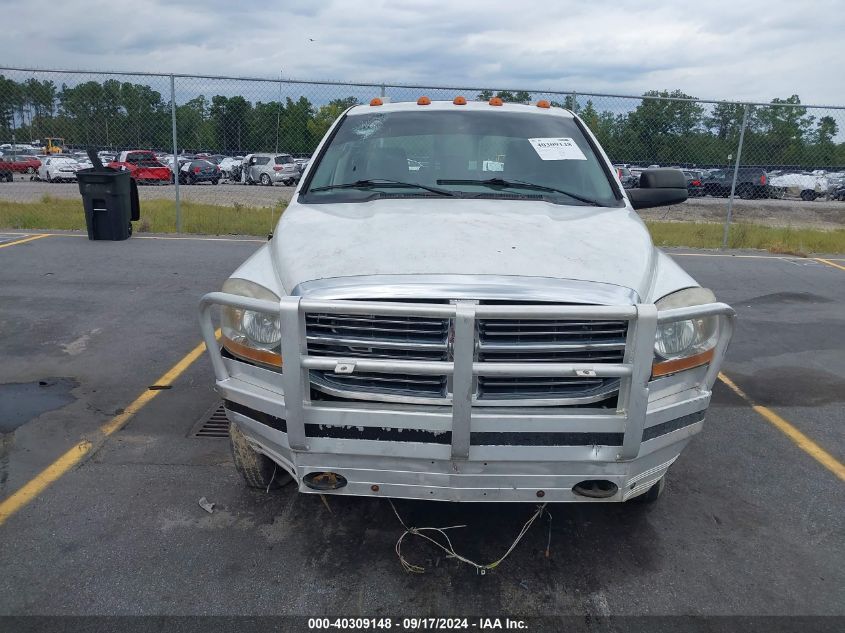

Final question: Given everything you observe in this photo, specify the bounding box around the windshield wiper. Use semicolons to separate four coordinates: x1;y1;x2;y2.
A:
437;178;602;206
309;179;456;197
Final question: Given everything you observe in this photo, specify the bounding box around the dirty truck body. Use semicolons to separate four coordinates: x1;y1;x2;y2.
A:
199;100;734;503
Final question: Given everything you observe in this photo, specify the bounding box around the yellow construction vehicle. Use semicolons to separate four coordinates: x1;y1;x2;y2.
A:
43;138;65;154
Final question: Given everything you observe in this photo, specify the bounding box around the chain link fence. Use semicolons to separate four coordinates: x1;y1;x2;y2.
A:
1;67;844;240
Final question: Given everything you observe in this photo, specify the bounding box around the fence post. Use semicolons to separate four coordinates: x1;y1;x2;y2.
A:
169;74;181;233
275;70;283;153
722;104;750;249
380;84;386;99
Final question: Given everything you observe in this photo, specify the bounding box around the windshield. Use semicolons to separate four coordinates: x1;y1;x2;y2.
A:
127;152;162;166
302;109;620;206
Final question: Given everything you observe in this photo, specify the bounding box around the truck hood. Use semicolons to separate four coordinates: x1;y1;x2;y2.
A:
272;198;657;300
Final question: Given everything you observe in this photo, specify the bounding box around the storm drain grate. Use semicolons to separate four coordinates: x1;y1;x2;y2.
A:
192;402;230;438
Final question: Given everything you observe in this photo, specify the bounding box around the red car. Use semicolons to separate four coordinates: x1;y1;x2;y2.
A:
0;155;41;179
108;150;172;184
9;155;42;174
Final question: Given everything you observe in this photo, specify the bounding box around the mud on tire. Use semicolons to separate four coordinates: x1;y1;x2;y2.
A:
229;422;291;490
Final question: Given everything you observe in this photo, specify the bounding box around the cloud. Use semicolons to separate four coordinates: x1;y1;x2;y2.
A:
1;0;843;104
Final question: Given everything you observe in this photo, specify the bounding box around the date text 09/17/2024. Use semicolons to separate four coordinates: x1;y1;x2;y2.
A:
307;617;529;630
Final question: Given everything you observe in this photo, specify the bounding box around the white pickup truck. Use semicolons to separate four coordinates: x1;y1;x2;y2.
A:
199;98;734;504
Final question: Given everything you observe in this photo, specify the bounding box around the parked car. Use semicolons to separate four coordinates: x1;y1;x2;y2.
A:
218;156;240;179
768;171;833;201
0;156;16;182
38;156;80;182
682;170;704;197
247;152;301;186
178;159;221;185
614;165;638;189
108;150;173;184
702;167;769;199
295;158;311;174
8;155;42;174
199;99;734;505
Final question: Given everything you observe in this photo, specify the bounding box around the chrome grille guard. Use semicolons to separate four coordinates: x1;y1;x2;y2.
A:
199;293;735;461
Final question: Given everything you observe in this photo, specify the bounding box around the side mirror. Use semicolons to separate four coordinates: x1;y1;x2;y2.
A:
627;168;688;210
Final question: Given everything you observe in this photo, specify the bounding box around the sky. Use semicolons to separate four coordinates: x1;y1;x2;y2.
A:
2;0;843;106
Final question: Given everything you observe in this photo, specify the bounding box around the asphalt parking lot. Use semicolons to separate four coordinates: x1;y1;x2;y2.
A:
0;232;843;621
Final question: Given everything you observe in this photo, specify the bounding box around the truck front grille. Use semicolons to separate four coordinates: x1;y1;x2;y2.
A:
305;305;626;406
476;317;626;403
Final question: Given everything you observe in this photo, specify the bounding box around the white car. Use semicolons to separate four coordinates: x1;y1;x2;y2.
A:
39;156;80;182
218;156;240;179
199;99;735;505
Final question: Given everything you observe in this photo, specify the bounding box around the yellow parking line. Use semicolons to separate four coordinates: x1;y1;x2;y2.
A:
0;234;50;249
718;373;845;482
814;258;845;272
0;331;220;526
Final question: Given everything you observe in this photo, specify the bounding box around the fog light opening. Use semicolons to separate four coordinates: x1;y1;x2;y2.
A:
303;472;348;491
572;480;619;499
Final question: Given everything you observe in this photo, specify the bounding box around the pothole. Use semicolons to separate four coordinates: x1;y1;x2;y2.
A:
0;377;79;433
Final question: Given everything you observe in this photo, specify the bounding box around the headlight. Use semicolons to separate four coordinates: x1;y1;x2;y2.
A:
653;287;719;377
221;278;282;368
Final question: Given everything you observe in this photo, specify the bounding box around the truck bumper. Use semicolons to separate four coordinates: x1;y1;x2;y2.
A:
199;293;734;502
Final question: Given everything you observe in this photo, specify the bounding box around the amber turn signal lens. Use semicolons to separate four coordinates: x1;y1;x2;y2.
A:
651;348;715;378
417;96;431;105
536;100;551;108
221;334;282;368
453;95;467;105
489;97;503;106
369;98;383;106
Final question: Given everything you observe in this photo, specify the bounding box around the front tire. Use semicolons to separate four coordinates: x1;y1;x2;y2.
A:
211;178;219;185
634;475;666;504
259;173;271;186
230;423;290;490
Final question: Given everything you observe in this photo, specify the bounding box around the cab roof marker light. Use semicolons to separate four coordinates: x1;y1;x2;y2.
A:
369;98;383;106
489;97;503;106
536;100;551;108
417;96;431;105
453;96;467;105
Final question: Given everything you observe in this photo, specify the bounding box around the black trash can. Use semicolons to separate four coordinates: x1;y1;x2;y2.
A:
76;151;139;241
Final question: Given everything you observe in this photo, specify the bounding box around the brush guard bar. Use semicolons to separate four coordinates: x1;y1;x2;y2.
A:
199;293;734;462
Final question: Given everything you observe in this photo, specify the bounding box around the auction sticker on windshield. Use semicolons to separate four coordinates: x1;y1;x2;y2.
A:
528;137;587;161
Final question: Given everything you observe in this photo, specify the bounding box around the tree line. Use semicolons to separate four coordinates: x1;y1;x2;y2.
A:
1;75;843;168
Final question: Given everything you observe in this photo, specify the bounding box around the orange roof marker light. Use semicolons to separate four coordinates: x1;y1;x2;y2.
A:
369;97;383;106
453;95;467;105
417;96;432;105
536;100;551;109
489;97;504;106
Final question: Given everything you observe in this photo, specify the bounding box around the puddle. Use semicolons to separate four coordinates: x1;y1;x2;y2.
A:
0;378;78;433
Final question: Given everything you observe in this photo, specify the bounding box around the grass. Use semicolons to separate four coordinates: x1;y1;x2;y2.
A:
0;196;286;236
1;198;844;253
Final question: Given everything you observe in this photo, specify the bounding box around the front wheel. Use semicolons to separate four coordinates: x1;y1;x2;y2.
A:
634;475;666;504
259;173;271;186
230;423;291;490
211;178;219;185
27;167;34;174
